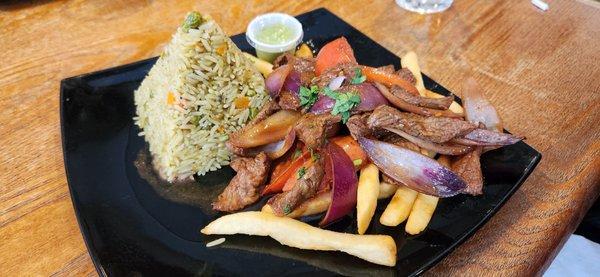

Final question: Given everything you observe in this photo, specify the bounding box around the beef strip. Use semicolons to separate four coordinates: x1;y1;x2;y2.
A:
396;68;417;85
273;53;315;86
294;113;341;149
379;133;421;152
346;113;389;140
273;53;297;68
390;85;453;110
313;63;360;88
212;152;271;212
451;146;483;195
368;105;478;143
377;65;395;73
267;158;325;215
278;90;301;110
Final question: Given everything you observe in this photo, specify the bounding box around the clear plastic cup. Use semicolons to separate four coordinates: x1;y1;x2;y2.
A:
246;13;303;63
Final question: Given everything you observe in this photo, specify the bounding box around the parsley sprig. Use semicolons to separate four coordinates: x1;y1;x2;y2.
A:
297;167;306;179
323;87;361;123
351;68;366;84
299;85;320;108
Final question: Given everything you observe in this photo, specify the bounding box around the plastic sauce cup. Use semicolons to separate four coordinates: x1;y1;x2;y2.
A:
246;13;303;63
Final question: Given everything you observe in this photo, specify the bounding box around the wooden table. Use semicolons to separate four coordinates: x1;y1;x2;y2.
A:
1;0;598;275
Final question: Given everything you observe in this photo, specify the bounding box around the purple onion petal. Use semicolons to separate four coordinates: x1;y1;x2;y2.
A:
358;137;467;197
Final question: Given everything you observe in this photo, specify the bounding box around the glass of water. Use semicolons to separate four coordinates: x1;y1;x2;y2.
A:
396;0;453;14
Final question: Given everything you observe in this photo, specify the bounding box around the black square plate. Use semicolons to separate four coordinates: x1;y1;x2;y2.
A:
61;8;541;277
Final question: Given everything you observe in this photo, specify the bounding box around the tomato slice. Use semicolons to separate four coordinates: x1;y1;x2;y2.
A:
262;144;310;195
330;136;368;169
315;37;357;76
361;66;420;96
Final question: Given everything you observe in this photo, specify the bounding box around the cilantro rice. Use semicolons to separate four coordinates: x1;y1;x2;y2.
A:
134;12;269;182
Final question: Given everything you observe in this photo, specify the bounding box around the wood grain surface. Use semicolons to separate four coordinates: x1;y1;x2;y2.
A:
1;0;599;276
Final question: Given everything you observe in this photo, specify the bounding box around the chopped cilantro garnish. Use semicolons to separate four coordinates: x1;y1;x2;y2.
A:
310;148;320;161
351;68;366;84
353;159;363;166
283;204;292;215
293;149;302;160
297;167;306;179
322;87;361;123
299;85;320;108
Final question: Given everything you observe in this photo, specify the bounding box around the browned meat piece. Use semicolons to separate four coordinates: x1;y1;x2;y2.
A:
273;53;293;68
390;85;453;110
346;113;389;140
278;90;301;110
380;133;421;153
268;159;325;215
368;105;478;143
273;53;315;86
213;152;271;212
347;113;372;139
313;63;359;88
377;65;395;73
226;142;250;157
396;68;417;85
451;146;483;195
293;57;316;86
294;113;341;149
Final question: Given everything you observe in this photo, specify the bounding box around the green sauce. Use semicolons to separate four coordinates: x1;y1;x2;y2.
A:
256;23;294;44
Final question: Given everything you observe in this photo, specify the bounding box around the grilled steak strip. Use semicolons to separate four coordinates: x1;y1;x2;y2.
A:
294;113;341;149
267;158;325;215
451;146;483;195
368;105;477;143
212;152;271;212
390;85;453;110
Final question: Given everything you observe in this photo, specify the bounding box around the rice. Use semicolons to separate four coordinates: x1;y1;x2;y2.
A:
134;11;269;182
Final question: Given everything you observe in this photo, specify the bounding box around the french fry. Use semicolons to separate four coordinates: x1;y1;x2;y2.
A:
404;156;448;235
295;43;313;58
401;51;426;96
378;181;397;199
243;52;273;76
405;193;439;235
380;185;418;226
201;211;397;266
356;164;380;234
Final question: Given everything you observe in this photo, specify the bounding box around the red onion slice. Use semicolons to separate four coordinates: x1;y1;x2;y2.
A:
352;83;390;112
359;138;467;197
328;76;346;90
462;78;503;131
247;130;296;159
265;64;291;99
309;95;335;114
462;129;523;146
319;142;358;226
284;70;301;94
385;128;474;156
